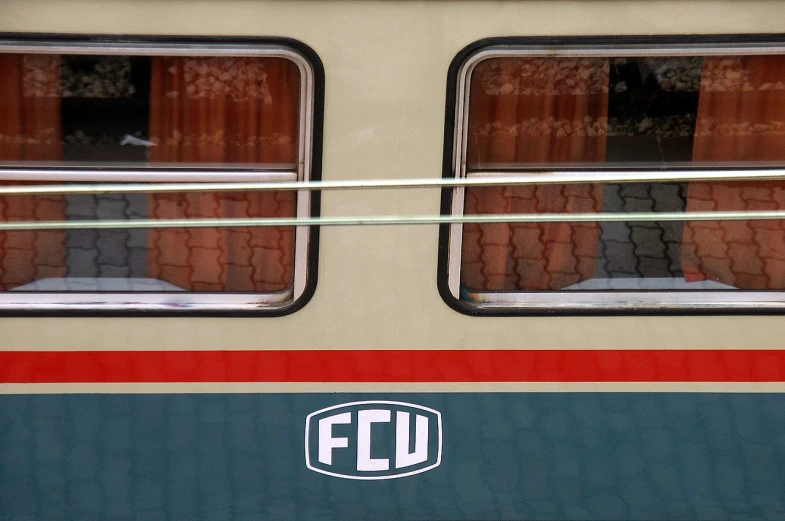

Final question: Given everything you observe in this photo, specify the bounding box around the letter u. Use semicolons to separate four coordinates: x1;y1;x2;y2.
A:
395;412;429;468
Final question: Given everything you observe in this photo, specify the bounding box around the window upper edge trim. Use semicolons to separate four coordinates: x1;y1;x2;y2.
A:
437;34;785;317
0;33;325;317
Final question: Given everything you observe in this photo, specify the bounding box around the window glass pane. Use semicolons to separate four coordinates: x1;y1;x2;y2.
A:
467;57;609;168
460;52;785;295
467;55;785;169
0;54;300;167
0;190;297;293
148;56;300;166
0;51;303;294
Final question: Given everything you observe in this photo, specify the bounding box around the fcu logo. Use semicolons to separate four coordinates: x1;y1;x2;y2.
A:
305;401;442;480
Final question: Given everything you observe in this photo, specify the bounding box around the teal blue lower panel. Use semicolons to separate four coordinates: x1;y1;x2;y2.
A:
1;393;784;521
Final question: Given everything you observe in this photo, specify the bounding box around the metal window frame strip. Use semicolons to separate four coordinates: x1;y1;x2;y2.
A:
2;167;785;195
3;210;785;231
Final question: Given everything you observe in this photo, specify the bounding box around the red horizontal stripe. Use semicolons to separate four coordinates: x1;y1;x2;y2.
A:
1;350;785;383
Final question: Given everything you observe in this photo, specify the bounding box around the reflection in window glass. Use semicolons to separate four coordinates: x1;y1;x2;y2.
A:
0;52;302;293
1;54;300;166
460;52;785;295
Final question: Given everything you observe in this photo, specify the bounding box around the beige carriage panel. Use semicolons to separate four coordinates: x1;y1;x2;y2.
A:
3;0;785;350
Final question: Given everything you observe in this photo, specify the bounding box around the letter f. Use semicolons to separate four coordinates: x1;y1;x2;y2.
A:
318;412;351;465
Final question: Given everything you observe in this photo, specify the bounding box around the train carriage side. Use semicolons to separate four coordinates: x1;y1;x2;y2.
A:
1;2;785;520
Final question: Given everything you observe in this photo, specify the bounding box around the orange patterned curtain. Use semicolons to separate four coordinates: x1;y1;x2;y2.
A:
0;54;65;290
461;57;608;291
147;57;300;291
683;56;785;289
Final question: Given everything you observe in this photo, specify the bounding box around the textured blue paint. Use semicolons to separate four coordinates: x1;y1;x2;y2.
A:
1;393;784;521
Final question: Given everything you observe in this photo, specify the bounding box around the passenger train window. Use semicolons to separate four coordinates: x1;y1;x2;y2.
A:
0;38;322;313
440;39;785;314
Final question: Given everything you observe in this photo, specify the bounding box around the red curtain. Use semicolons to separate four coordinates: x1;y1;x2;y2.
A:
0;54;65;290
461;57;608;290
147;57;300;291
683;56;785;289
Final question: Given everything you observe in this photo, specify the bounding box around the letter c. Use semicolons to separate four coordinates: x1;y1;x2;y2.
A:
356;409;391;471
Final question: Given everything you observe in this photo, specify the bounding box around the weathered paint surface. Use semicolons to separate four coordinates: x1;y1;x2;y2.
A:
1;349;785;383
3;1;785;351
1;2;785;521
2;393;785;521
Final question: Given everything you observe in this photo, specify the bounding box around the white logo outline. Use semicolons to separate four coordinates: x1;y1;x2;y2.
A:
304;400;443;480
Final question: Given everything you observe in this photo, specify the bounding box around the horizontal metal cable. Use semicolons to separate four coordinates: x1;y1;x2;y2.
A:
1;168;785;195
2;210;785;230
0;168;298;183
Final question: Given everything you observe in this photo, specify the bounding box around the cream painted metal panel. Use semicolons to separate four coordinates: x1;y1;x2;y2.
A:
1;1;785;351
